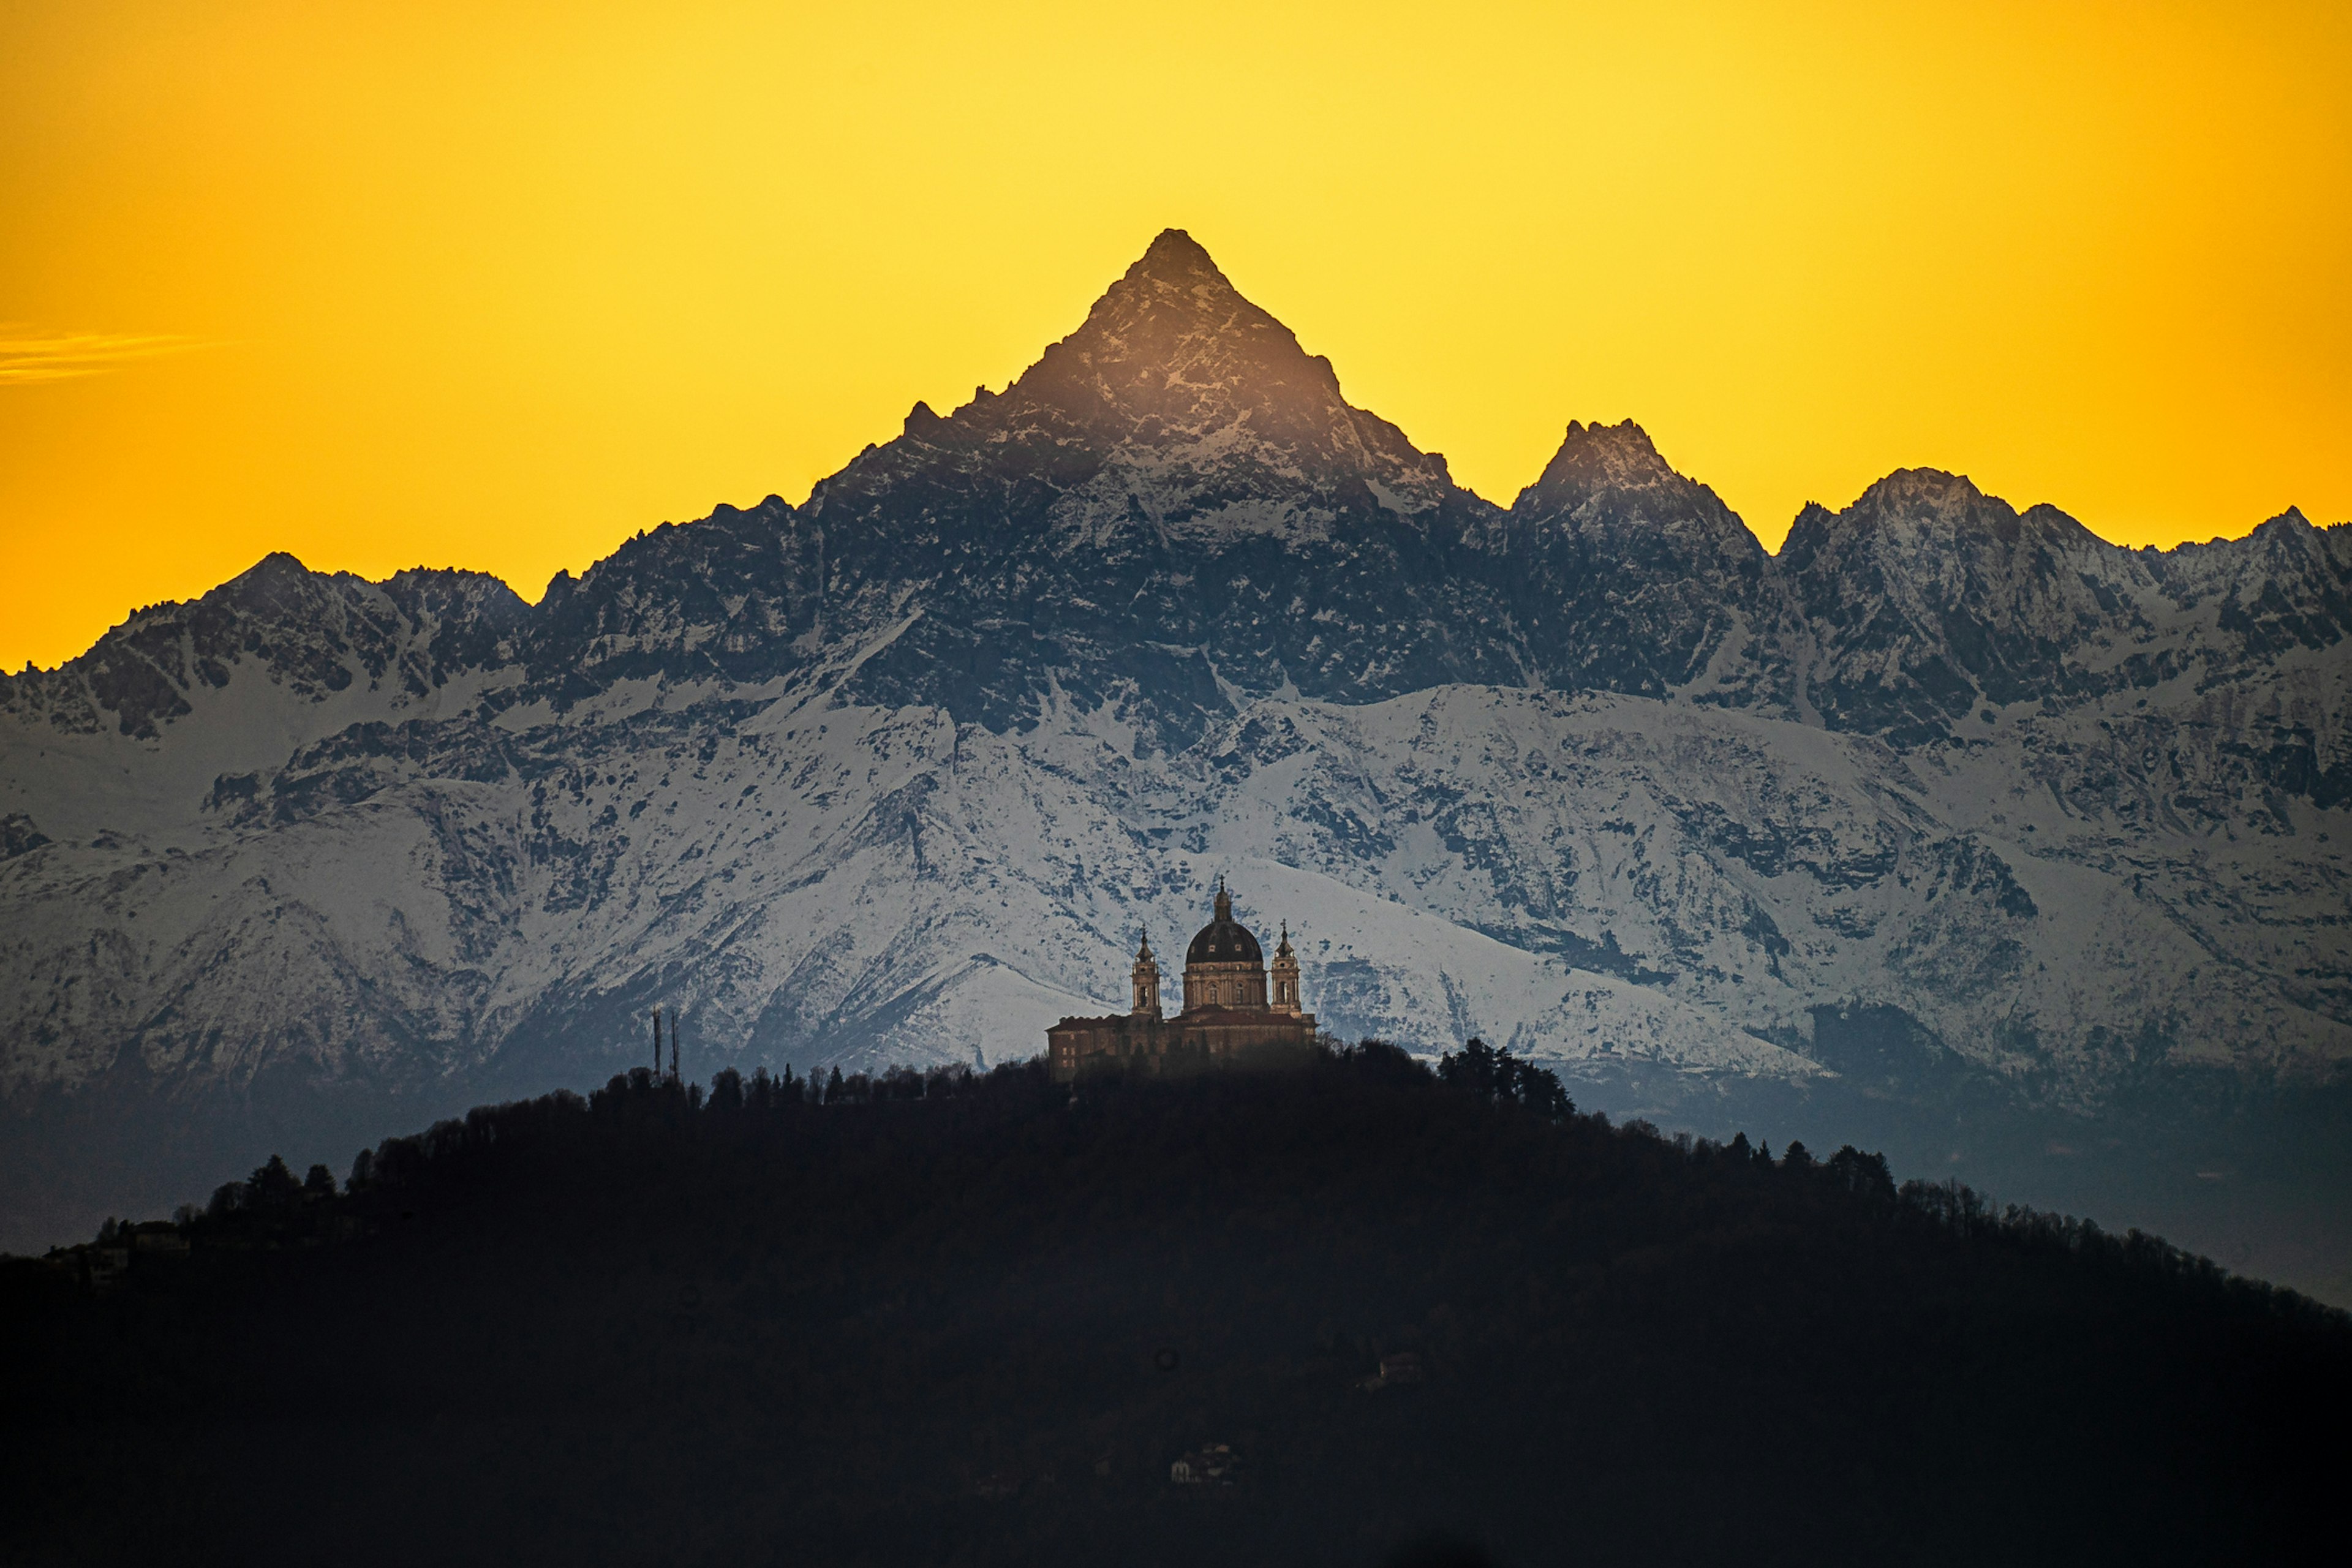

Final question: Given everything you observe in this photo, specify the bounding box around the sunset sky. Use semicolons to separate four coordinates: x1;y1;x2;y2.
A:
4;0;2347;673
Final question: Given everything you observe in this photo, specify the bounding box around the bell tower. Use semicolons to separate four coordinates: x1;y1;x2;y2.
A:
1130;930;1163;1019
1270;922;1303;1016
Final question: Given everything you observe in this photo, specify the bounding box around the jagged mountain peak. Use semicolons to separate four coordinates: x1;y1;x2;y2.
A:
200;554;527;631
1853;466;1996;514
2252;505;2315;538
1508;417;1763;571
379;562;519;592
0;549;534;741
1483;417;1779;704
241;548;316;581
1558;415;1670;470
808;227;1455;532
1006;228;1361;449
1514;418;1687;510
2157;505;2326;567
375;565;532;633
1790;469;2029;559
198;550;331;616
1127;225;1224;289
1813;470;2129;565
1085;227;1254;335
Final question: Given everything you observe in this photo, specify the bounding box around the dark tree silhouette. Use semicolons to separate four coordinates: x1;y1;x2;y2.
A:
5;1041;2343;1568
1436;1038;1575;1117
1826;1144;1898;1204
244;1155;302;1211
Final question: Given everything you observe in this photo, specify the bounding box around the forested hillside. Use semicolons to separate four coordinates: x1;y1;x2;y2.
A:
4;1046;2343;1567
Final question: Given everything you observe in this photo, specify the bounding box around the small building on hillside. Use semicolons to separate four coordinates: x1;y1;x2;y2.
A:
1358;1350;1427;1391
1049;881;1316;1080
127;1223;189;1259
82;1245;130;1290
1170;1443;1238;1485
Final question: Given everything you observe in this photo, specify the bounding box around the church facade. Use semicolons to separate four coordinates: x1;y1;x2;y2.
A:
1047;881;1316;1080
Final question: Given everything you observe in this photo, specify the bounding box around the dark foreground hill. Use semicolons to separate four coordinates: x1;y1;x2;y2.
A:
4;1047;2346;1568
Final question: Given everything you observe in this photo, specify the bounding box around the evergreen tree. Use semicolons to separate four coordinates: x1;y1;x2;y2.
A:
1340;1038;1430;1085
246;1155;303;1211
1826;1145;1897;1203
1438;1038;1502;1099
1435;1038;1573;1117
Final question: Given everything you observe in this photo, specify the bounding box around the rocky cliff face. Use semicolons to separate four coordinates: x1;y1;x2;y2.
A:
4;231;2350;1256
1498;417;1792;707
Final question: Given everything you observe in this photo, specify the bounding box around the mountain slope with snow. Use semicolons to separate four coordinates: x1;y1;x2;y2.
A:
4;230;2349;1278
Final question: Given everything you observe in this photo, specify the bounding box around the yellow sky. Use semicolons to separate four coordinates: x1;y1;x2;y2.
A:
3;1;2348;673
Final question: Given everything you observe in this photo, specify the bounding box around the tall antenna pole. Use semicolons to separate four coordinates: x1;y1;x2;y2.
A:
652;1011;662;1075
669;1009;680;1084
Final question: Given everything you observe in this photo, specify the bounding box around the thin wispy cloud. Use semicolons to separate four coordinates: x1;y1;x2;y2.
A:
0;326;218;384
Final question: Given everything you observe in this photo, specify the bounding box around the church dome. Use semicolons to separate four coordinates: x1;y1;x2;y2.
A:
1185;880;1263;965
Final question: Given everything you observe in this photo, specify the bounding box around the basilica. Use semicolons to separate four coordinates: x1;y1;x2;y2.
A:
1047;880;1317;1079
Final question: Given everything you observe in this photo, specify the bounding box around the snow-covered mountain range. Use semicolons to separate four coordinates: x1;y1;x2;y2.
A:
6;230;2350;1268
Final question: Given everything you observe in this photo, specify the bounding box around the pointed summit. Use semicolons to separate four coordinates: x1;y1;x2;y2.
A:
1007;228;1346;442
1515;420;1682;514
1494;413;1777;701
911;228;1458;503
1508;416;1761;573
783;227;1507;741
803;225;1464;538
1129;227;1224;287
